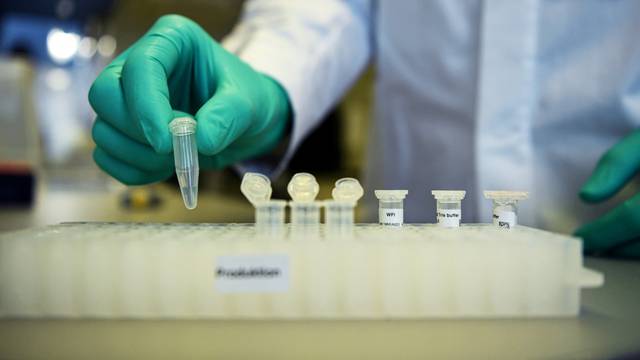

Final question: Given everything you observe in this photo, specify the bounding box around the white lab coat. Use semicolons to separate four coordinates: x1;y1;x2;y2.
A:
224;0;640;233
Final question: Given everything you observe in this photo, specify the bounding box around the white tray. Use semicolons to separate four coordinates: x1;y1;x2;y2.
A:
0;223;603;319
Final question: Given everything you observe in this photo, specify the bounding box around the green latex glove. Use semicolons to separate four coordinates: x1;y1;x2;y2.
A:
88;14;290;185
575;129;640;258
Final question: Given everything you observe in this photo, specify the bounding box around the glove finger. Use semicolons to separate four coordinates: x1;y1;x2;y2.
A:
575;192;640;254
205;138;279;170
92;117;173;173
580;130;640;203
195;86;253;156
121;16;197;154
93;147;173;186
197;154;223;170
610;239;640;259
88;51;149;144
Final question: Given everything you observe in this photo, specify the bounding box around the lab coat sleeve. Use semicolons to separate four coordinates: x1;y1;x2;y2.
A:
222;0;372;178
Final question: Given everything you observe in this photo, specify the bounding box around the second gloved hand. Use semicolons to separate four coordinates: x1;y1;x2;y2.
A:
89;14;290;185
575;129;640;258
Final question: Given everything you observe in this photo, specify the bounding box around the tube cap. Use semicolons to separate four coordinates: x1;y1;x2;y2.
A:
169;117;196;136
374;190;408;201
483;190;529;201
332;178;364;203
431;190;466;201
240;172;272;205
287;172;319;202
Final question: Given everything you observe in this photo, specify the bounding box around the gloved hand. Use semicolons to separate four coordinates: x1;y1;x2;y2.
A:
575;129;640;258
89;14;290;185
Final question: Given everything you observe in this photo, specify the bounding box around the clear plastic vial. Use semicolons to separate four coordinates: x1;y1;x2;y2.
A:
374;190;408;226
324;200;355;227
325;178;364;231
484;191;529;229
240;172;285;231
431;190;466;228
290;201;321;226
287;172;321;227
169;117;199;210
255;200;287;228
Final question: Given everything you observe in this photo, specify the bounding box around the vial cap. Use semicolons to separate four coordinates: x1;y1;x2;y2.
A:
332;177;364;203
169;117;197;136
240;172;272;205
483;190;529;201
431;190;466;201
287;172;319;202
374;190;408;201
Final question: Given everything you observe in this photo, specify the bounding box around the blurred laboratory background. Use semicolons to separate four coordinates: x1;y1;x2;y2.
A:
0;0;373;231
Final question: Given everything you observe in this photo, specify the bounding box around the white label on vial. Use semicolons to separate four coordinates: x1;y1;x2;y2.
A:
379;209;403;226
437;209;461;227
493;210;517;229
214;254;289;293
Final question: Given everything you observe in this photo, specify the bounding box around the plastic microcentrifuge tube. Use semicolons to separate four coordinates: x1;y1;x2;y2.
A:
288;173;321;226
325;178;364;227
169;117;199;210
484;191;529;229
255;200;287;228
374;190;408;226
240;172;285;228
431;190;466;228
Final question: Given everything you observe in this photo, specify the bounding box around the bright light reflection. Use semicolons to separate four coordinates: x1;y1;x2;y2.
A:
47;28;80;64
97;35;117;58
78;37;97;59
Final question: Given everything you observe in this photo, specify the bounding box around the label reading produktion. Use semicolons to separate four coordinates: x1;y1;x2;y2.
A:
215;254;289;293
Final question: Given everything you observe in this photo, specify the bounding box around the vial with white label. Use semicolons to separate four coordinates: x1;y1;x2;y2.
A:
431;190;466;228
288;172;321;226
374;190;408;226
484;191;529;229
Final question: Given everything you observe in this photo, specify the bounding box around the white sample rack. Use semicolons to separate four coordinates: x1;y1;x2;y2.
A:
0;222;603;319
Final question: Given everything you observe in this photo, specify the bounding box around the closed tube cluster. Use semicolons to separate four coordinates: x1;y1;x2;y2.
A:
240;172;364;231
